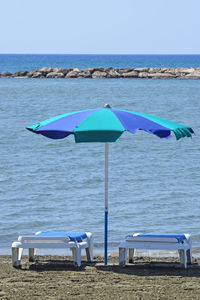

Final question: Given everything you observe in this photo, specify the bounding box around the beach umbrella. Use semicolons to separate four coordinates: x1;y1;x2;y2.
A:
26;104;194;265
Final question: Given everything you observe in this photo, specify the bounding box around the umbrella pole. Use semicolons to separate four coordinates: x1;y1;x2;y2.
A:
105;142;109;265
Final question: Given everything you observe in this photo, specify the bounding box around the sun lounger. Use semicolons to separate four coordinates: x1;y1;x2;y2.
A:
119;233;192;269
12;231;93;267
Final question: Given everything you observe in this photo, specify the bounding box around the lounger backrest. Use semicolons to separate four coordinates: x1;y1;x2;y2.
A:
18;232;88;243
125;233;186;243
35;232;87;242
18;236;71;242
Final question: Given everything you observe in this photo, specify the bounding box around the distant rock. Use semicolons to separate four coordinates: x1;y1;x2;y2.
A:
160;68;175;74
77;70;92;78
121;71;138;78
53;67;64;73
106;69;121;78
65;68;80;78
61;68;71;76
13;71;28;77
32;71;44;78
134;67;149;72
1;67;200;79
148;73;176;78
174;67;187;74
148;68;161;73
118;68;133;74
185;72;200;78
39;67;53;73
182;68;195;74
92;71;107;78
1;71;13;77
27;70;38;78
46;72;65;78
92;67;105;72
138;72;149;78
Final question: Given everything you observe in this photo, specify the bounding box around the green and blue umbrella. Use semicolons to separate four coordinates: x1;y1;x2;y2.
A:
27;104;194;264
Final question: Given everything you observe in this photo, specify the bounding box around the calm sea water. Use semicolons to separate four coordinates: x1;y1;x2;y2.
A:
0;55;199;255
1;54;200;72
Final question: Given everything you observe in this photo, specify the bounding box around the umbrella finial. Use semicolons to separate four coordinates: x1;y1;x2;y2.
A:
104;104;111;108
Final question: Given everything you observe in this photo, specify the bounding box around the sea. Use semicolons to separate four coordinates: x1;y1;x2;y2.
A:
0;54;199;256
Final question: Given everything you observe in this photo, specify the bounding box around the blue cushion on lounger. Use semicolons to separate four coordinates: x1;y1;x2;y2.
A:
132;234;186;243
35;232;87;242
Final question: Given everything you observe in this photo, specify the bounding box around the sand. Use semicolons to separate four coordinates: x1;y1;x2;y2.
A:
0;255;200;299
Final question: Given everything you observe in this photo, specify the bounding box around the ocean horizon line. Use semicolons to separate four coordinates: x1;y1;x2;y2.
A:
1;53;200;56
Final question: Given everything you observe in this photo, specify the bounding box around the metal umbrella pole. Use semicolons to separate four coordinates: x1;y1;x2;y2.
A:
104;142;109;265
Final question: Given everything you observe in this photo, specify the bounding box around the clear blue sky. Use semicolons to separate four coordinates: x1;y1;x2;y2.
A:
0;0;200;54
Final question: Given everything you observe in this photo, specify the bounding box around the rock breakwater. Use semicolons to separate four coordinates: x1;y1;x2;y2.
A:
1;67;200;78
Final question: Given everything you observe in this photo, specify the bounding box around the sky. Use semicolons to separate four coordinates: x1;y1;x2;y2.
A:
0;0;200;54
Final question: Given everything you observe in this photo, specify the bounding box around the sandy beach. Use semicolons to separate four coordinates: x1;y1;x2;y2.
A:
0;255;200;299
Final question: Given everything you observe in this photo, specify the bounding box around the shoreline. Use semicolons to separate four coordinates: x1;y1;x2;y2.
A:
1;66;200;79
1;255;200;299
1;244;200;257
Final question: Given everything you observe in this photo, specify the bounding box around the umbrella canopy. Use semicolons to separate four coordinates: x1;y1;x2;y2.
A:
27;104;194;264
27;104;194;142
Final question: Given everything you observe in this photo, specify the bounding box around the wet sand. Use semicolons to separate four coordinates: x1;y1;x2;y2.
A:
1;255;200;299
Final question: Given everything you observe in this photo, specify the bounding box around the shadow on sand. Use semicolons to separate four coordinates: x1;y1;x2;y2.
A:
18;256;200;278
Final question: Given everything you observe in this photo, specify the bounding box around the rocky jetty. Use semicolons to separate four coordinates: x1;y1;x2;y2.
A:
1;67;200;79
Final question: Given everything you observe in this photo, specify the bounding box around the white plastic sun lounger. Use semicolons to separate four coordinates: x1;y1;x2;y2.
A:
12;231;93;267
119;233;192;269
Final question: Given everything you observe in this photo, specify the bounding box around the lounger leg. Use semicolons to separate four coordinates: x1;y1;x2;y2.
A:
12;247;23;267
71;248;81;267
187;248;192;265
72;247;81;267
85;236;93;262
178;249;187;269
85;232;93;262
119;247;127;267
19;247;23;260
86;247;92;262
76;248;81;267
29;248;36;262
71;248;77;265
128;248;135;263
